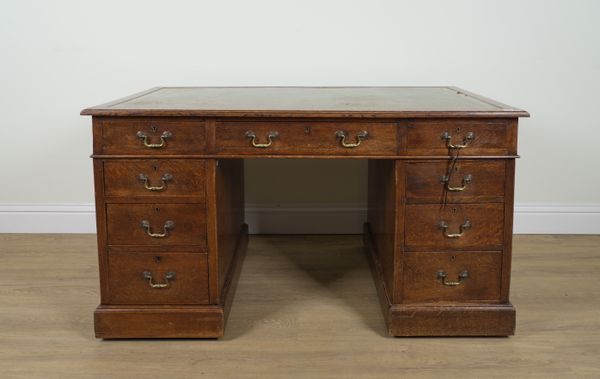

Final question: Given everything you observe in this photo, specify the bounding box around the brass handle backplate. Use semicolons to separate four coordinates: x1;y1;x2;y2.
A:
441;174;473;192
245;131;279;148
438;220;471;238
136;130;172;148
141;220;174;238
142;270;176;288
138;173;173;191
440;131;475;149
335;130;368;148
437;270;469;286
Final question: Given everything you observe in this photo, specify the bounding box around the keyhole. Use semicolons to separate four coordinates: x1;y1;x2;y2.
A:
452;207;458;214
155;207;160;213
450;255;456;261
154;256;162;263
304;126;311;134
153;165;159;171
151;125;158;133
454;166;459;172
455;127;461;134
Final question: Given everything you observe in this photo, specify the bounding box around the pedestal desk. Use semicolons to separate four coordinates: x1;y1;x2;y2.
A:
81;87;528;338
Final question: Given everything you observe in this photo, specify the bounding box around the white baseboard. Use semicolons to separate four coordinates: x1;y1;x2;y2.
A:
512;204;600;234
0;203;97;234
0;203;599;235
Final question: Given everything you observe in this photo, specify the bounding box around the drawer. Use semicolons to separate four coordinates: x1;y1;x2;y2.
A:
97;118;206;155
405;160;506;203
108;252;209;304
103;159;206;199
402;251;502;303
404;119;515;156
106;204;206;246
404;204;504;251
214;121;398;155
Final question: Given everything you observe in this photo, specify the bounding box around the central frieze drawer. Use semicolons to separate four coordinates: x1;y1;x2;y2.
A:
404;204;504;251
107;252;209;304
106;203;206;246
214;121;398;155
103;159;206;199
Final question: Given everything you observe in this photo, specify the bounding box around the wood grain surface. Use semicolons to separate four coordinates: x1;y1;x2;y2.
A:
106;252;209;305
0;234;598;378
402;251;502;302
96;117;207;155
213;120;398;155
106;203;207;247
403;118;515;156
405;159;506;203
404;203;505;251
103;159;206;199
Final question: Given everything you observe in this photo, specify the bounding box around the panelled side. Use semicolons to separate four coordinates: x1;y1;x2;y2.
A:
367;160;399;303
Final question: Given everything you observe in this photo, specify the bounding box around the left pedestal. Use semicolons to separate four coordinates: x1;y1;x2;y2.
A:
91;117;246;338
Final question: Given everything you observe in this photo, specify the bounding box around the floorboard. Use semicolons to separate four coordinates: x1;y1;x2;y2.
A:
0;234;598;378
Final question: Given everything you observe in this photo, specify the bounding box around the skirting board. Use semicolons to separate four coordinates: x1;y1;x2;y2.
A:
0;203;599;234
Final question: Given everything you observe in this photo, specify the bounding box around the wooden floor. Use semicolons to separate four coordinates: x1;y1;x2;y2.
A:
0;234;599;378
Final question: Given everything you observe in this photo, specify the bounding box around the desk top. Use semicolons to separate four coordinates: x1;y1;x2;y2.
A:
81;87;529;118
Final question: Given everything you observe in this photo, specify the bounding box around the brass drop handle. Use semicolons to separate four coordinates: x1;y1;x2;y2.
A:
142;270;176;288
437;270;469;286
438;219;471;238
441;131;475;149
138;173;173;191
141;220;174;238
441;174;472;192
245;131;279;148
136;130;172;148
335;130;368;148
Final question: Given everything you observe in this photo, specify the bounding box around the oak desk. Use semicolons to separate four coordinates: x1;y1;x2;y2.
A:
81;87;528;338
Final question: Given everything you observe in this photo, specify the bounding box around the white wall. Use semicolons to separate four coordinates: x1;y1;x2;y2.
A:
0;0;599;233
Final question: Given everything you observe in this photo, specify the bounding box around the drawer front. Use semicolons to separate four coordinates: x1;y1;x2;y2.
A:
214;121;398;155
106;204;206;246
405;160;506;203
402;251;502;303
104;160;206;199
108;252;209;304
98;118;206;155
405;204;504;251
404;119;514;156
